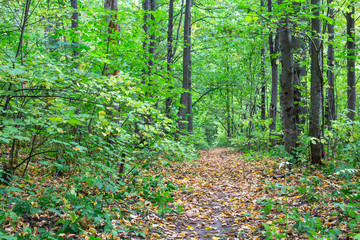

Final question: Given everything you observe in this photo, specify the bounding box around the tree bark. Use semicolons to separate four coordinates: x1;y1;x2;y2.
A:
346;1;356;121
309;0;323;164
278;1;297;153
260;0;266;122
327;0;335;128
141;0;156;95
179;0;192;133
104;0;119;35
226;85;232;138
149;0;156;73
142;0;150;83
103;0;119;76
165;0;174;118
268;0;279;139
292;2;306;136
71;0;79;57
15;0;31;63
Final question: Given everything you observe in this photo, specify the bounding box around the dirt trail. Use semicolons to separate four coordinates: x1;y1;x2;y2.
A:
161;148;267;239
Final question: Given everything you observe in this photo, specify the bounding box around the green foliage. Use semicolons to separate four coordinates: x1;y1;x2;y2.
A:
0;0;196;238
260;223;286;240
327;115;360;166
258;198;275;216
291;211;342;239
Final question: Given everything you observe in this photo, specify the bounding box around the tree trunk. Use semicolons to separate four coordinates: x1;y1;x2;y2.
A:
15;0;31;63
309;0;323;164
326;0;335;128
179;0;192;133
149;0;156;73
142;0;150;83
103;0;119;76
260;0;266;122
346;2;356;121
187;67;193;133
292;2;306;136
278;2;297;153
71;0;79;57
226;85;232;138
165;0;174;118
268;0;279;139
141;0;156;96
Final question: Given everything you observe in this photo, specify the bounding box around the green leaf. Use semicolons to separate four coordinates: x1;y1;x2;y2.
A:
245;16;252;22
139;230;146;238
354;233;360;240
70;212;78;222
348;210;356;218
9;211;18;222
7;186;23;193
49;208;62;216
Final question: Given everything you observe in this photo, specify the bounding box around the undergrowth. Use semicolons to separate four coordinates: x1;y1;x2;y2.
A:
230;116;360;239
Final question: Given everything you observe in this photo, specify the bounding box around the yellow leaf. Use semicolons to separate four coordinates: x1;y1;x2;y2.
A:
89;227;97;234
187;225;194;230
151;233;161;238
205;226;213;230
99;111;106;119
213;237;220;240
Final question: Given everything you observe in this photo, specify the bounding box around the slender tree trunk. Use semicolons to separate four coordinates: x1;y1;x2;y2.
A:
326;0;335;128
165;0;174;118
260;0;266;122
187;65;193;133
104;0;119;76
292;2;306;137
141;0;156;96
346;1;356;120
71;0;79;57
149;0;156;74
279;1;297;153
260;50;266;122
268;0;279;140
104;0;119;37
15;0;31;63
309;0;323;164
179;0;192;132
142;0;150;83
226;85;232;138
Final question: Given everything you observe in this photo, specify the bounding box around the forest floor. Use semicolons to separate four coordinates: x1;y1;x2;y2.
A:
149;147;359;240
1;147;359;239
156;147;287;239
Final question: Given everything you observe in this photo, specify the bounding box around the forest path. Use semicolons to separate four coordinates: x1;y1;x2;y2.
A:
161;148;275;239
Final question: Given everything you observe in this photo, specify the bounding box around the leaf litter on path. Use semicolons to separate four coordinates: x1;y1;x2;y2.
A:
157;147;359;240
159;148;266;239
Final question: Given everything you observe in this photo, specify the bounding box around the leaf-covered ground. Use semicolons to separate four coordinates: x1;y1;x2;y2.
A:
1;147;359;239
155;148;359;239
